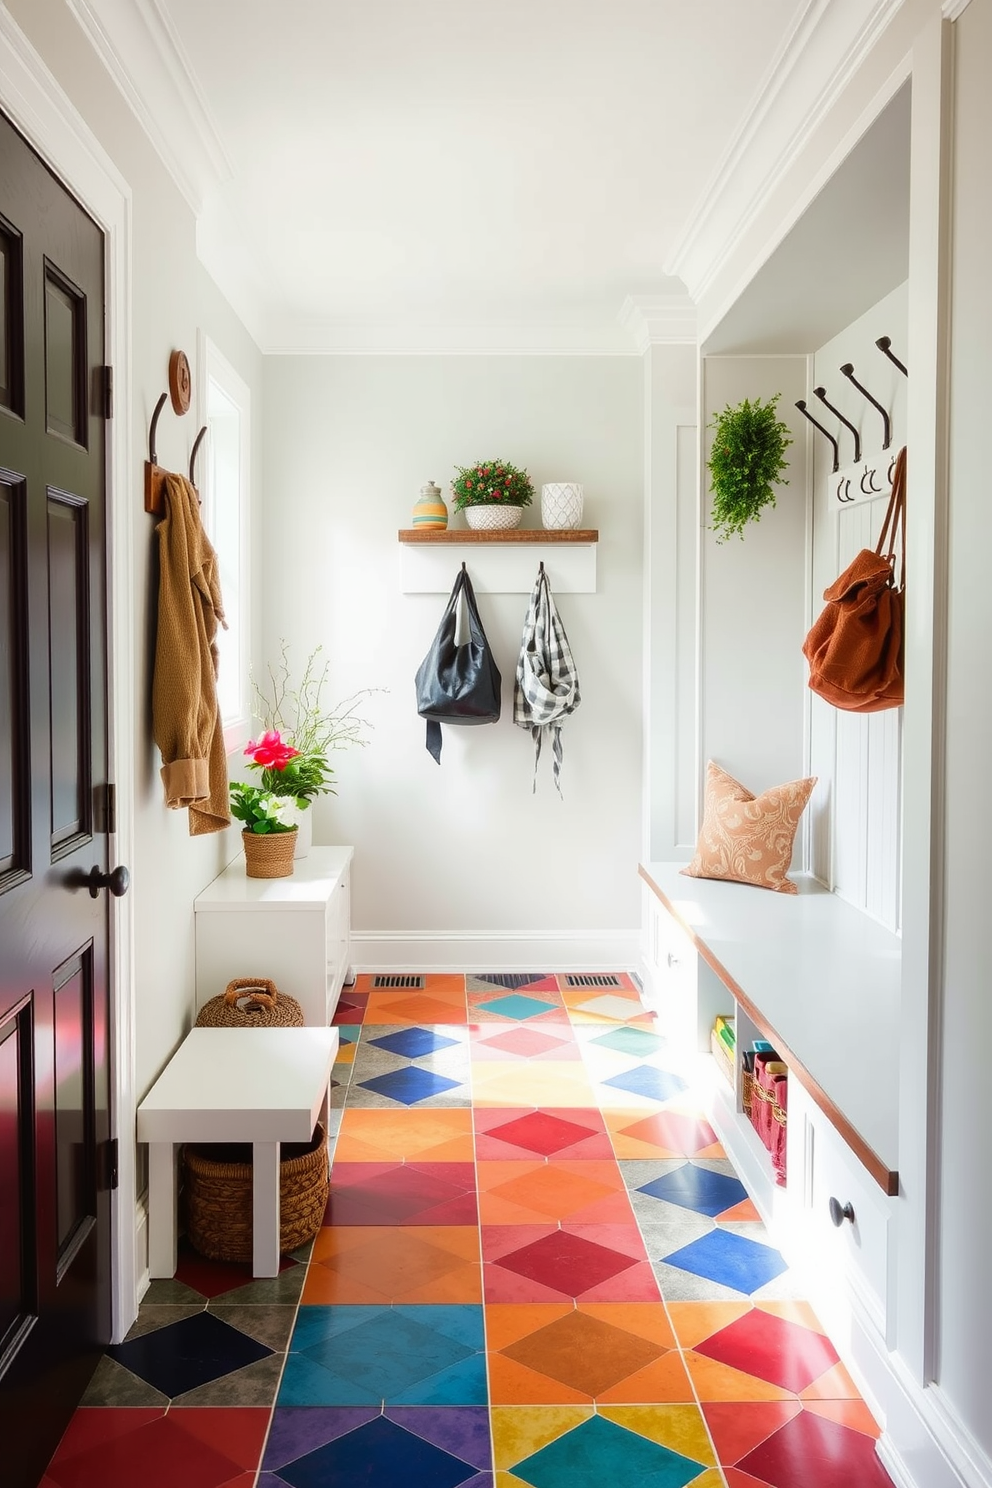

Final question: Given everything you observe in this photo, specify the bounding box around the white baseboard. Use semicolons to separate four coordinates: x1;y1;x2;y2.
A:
349;929;640;972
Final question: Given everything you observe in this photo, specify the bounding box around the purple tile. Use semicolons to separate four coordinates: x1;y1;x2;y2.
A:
387;1407;493;1470
262;1406;379;1470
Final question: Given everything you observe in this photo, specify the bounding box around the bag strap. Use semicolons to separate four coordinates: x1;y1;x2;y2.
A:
875;446;907;589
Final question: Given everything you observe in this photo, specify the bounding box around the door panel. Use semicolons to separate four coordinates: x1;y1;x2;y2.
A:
0;108;112;1488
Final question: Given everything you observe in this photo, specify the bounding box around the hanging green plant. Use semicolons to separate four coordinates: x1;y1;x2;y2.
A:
707;394;793;542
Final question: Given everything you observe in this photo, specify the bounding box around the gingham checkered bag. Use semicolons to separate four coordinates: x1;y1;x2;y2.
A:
513;564;581;795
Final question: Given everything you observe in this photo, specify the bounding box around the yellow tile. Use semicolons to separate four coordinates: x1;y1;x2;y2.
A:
490;1406;591;1469
599;1403;717;1464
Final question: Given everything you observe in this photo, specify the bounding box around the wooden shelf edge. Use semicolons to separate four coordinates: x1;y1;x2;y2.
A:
638;863;899;1197
398;528;599;544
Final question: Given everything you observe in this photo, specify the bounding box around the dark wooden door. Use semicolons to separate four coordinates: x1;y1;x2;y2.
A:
0;111;116;1488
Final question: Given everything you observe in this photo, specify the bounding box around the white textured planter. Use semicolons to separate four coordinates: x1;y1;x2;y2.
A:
464;504;524;531
541;482;584;530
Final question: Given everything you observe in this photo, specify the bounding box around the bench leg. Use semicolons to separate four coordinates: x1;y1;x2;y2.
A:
252;1141;281;1277
147;1142;178;1278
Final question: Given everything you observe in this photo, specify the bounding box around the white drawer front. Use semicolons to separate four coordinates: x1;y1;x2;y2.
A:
641;887;699;1049
796;1085;892;1337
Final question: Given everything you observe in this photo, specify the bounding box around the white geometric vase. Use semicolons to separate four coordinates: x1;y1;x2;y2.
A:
541;482;584;530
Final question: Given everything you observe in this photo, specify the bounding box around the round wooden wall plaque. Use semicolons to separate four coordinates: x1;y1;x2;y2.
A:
169;349;192;415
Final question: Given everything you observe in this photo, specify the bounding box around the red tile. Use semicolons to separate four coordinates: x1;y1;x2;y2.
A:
725;1470;778;1488
738;1408;895;1487
47;1414;242;1488
493;1229;640;1293
620;1110;718;1156
174;1245;295;1298
703;1401;803;1463
48;1408;166;1461
695;1308;840;1394
484;1111;603;1157
474;1027;578;1059
325;1161;478;1225
170;1410;270;1471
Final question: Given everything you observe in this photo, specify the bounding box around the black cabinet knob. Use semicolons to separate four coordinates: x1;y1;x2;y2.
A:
828;1196;855;1227
88;864;130;899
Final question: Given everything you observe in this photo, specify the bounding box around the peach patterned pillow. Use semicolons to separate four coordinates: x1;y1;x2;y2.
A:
681;760;816;894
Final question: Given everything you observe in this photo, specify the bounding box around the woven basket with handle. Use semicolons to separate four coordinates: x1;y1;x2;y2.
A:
194;977;304;1029
183;1123;328;1262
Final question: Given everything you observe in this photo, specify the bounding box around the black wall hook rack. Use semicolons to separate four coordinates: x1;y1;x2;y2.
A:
813;385;861;464
875;336;908;378
144;351;206;516
796;399;840;473
840;363;891;449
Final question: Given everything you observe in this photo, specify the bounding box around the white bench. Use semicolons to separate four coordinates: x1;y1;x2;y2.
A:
137;1026;339;1278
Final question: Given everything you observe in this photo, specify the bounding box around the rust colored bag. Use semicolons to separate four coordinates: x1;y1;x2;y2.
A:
803;446;906;713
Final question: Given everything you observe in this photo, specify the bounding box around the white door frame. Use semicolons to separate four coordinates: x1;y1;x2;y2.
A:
0;11;138;1341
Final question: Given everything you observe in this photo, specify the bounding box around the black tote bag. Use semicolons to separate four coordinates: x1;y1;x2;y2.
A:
415;564;502;762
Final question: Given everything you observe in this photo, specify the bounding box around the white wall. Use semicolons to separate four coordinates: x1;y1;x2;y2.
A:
937;0;992;1457
261;354;644;964
5;0;264;1103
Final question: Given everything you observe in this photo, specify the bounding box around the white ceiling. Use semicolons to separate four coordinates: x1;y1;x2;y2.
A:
72;0;888;352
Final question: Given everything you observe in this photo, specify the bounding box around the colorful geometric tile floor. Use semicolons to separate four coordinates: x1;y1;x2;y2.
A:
43;972;894;1488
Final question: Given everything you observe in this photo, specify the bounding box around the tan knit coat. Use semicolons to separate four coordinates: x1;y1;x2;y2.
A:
152;472;231;835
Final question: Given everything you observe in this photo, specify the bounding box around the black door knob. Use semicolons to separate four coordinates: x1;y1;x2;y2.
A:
88;864;130;899
828;1196;855;1227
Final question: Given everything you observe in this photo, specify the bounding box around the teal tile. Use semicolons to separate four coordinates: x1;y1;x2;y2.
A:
513;1414;702;1488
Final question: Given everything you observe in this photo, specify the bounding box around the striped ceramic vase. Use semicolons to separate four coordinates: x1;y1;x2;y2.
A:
412;480;449;530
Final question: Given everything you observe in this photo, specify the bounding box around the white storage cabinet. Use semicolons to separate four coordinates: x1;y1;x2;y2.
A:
194;846;353;1027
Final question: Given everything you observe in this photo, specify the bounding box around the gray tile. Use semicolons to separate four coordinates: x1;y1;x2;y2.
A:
170;1351;286;1407
648;1259;744;1302
692;1156;739;1178
209;1303;297;1351
140;1278;205;1305
636;1213;713;1258
750;1268;807;1301
216;1265;308;1306
343;1082;471;1110
617;1159;689;1187
80;1354;169;1407
123;1303;204;1340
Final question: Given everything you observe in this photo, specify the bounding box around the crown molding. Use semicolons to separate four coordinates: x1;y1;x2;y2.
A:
941;0;973;17
64;0;231;213
665;0;905;307
618;294;697;353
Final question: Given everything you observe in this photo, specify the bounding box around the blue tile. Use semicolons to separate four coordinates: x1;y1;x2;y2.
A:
513;1414;703;1488
357;1066;462;1104
602;1065;687;1102
106;1310;272;1397
637;1163;748;1217
662;1228;789;1295
368;1027;460;1058
589;1026;667;1056
476;994;557;1021
281;1305;487;1406
279;1416;477;1488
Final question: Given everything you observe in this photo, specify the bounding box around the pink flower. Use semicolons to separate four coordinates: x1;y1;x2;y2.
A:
245;729;299;770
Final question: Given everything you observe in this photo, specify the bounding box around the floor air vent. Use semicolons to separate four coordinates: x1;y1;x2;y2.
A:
562;973;624;989
475;973;547;990
372;974;426;989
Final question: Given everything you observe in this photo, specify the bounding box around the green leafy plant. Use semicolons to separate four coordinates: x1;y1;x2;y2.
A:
249;642;377;806
707;395;792;542
229;780;296;835
451;458;534;511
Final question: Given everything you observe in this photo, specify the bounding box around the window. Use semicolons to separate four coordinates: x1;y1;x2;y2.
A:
197;334;250;752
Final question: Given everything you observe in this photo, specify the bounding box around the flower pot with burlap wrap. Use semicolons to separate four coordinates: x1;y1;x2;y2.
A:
194;977;304;1029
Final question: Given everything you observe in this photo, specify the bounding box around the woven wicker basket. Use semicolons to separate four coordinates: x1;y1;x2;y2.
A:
183;1123;328;1262
195;978;304;1029
241;827;297;879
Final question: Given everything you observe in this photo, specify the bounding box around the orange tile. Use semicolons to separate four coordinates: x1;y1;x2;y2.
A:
478;1161;630;1226
364;991;468;1024
756;1300;828;1335
684;1350;796;1403
596;1351;696;1404
580;1302;678;1350
333;1107;475;1162
303;1224;481;1304
798;1359;862;1400
804;1397;882;1438
666;1301;752;1350
484;1304;575;1351
702;1400;803;1463
488;1352;591;1405
603;1109;682;1160
717;1197;761;1222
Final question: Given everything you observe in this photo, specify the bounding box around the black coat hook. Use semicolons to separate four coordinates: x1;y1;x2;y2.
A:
840;363;891;449
189;425;208;488
796;400;840;473
813;386;861;463
875;336;908;377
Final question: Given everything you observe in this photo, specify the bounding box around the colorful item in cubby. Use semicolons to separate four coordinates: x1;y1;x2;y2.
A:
412;479;449;529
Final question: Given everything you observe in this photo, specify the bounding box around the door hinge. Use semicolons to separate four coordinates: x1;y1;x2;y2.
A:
102;1137;119;1191
101;365;113;419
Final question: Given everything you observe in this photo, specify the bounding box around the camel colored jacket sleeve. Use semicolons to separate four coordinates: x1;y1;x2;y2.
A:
152;472;231;835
